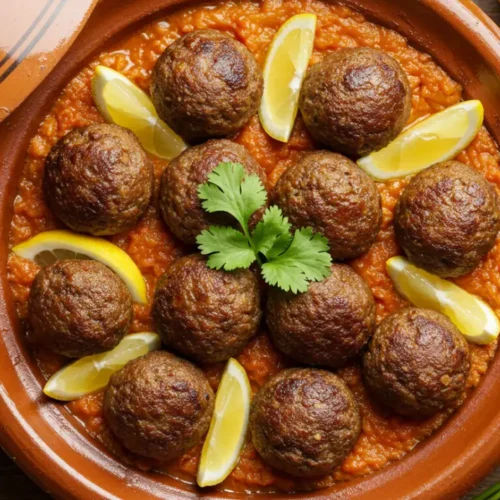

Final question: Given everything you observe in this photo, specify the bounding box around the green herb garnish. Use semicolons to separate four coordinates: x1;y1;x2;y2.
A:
472;483;500;500
196;162;332;293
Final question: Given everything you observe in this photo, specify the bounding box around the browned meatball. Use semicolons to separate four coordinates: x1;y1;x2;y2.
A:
28;260;132;358
267;264;375;368
363;308;470;417
44;123;154;236
160;139;267;245
300;47;411;157
104;351;214;461
272;151;382;260
394;161;500;278
153;254;261;363
151;29;263;142
250;368;360;477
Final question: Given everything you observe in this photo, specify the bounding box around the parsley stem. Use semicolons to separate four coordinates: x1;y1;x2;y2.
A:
473;483;500;500
240;219;262;266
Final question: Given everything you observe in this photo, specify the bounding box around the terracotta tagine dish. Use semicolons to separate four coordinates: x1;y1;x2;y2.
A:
1;0;500;499
0;0;98;122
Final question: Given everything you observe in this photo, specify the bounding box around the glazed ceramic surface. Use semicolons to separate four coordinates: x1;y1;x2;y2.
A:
1;0;500;499
0;0;98;122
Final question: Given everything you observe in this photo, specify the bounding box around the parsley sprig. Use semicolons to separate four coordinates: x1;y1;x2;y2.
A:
196;162;332;293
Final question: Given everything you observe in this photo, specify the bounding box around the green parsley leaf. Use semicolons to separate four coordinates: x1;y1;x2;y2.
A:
197;226;256;271
262;227;332;293
266;232;294;260
252;206;292;258
198;162;267;230
196;162;332;294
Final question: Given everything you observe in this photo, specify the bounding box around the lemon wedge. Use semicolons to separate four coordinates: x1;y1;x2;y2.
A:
358;100;484;180
91;65;187;159
387;256;500;345
259;13;317;143
43;332;161;401
11;230;147;304
197;358;251;487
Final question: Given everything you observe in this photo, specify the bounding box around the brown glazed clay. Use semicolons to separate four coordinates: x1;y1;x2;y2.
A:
1;0;500;499
0;0;99;122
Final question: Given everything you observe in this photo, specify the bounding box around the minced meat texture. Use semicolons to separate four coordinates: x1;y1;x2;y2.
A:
394;161;500;278
28;260;132;358
299;47;411;157
104;351;214;461
153;254;261;363
250;368;361;477
44;123;153;236
267;264;375;368
160;139;267;245
363;307;470;417
272;150;382;260
151;29;263;142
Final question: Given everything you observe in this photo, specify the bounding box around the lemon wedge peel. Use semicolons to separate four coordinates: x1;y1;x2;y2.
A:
92;65;187;160
11;230;148;304
358;100;484;181
259;13;317;143
197;358;252;488
43;332;161;401
387;256;500;345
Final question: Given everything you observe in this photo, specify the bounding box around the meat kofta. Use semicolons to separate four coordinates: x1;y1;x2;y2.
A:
28;260;132;358
267;264;375;368
394;161;500;278
153;254;261;364
272;151;382;260
250;368;360;477
160;139;267;245
151;29;263;142
44;123;154;236
104;351;214;461
299;47;411;157
363;307;470;417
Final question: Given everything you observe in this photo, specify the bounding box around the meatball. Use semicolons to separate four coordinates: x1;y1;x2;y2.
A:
394;161;500;278
272;151;382;260
267;264;375;368
104;351;214;461
151;29;263;142
250;368;360;477
153;254;261;364
44;123;154;236
160;139;267;244
28;260;132;358
363;308;470;417
300;47;411;157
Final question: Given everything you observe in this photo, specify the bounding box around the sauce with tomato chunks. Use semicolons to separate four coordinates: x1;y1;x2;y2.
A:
7;0;500;493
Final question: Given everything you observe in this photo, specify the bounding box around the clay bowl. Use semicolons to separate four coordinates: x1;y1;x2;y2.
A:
1;0;500;498
0;0;98;122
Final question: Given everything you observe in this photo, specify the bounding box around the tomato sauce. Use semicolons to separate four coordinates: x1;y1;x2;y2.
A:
7;0;500;493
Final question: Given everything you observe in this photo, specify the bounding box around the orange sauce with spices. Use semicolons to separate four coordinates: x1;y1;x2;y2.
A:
7;0;500;493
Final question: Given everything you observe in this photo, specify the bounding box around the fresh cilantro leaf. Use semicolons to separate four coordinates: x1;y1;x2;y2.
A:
262;263;311;294
252;206;292;258
266;232;294;260
262;227;332;293
197;226;256;271
196;162;332;294
198;162;267;230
